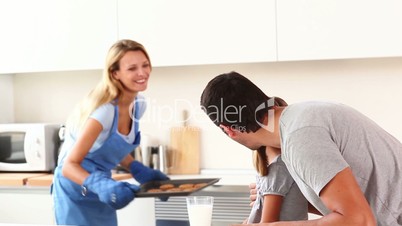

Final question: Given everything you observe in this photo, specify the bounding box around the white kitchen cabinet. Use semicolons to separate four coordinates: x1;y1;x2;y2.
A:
0;188;55;224
276;0;402;61
117;197;156;226
0;0;117;74
117;0;277;67
0;186;155;226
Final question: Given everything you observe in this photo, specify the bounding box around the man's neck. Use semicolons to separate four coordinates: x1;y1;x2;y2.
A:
258;106;285;149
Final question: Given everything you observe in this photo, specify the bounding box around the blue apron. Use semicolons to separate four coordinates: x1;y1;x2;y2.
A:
52;102;141;226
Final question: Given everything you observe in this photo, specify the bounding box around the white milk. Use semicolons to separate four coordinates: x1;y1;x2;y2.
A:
187;204;213;226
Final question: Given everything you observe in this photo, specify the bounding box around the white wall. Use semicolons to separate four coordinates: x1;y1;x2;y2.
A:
0;74;14;123
13;70;100;123
10;57;402;170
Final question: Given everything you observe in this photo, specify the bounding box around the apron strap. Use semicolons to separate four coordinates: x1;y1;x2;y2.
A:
133;97;140;135
110;104;119;132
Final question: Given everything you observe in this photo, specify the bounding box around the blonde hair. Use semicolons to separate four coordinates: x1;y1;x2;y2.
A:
66;39;151;132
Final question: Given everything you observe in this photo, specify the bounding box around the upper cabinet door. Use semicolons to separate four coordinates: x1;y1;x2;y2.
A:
0;0;117;74
276;0;402;61
118;0;277;67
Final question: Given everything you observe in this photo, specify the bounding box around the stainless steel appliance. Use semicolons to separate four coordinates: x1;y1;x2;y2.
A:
135;144;169;173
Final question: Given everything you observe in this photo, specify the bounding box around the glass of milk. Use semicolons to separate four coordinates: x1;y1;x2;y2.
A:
186;196;214;226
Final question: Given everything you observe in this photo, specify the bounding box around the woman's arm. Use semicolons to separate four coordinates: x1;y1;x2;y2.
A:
260;194;284;223
62;118;103;185
120;154;135;170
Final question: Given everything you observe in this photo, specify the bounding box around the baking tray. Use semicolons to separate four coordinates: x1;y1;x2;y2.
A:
136;178;220;198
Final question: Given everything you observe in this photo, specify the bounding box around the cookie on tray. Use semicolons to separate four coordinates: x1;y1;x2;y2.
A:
166;187;182;192
182;188;195;192
194;183;208;189
179;183;194;189
147;188;163;193
159;184;175;191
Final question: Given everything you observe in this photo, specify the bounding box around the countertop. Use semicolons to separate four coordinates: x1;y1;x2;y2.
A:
0;169;256;188
0;172;132;187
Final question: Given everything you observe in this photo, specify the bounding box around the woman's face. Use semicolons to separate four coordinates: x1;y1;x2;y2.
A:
113;50;151;93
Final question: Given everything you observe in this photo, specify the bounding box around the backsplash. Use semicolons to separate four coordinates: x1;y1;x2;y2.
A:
2;57;402;170
0;74;14;123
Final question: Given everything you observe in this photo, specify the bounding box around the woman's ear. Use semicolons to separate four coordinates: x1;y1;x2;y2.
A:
112;71;119;80
219;124;236;138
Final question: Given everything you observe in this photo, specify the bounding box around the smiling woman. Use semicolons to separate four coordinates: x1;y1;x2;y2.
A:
51;39;169;226
111;50;151;94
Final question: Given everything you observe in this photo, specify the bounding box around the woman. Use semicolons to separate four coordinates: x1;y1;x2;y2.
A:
52;39;168;226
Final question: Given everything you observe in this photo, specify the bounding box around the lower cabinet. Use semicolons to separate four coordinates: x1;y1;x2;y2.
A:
0;186;319;225
117;197;156;226
0;188;55;225
0;188;155;226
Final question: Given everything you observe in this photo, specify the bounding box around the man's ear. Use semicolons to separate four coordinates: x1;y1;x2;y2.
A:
219;124;236;138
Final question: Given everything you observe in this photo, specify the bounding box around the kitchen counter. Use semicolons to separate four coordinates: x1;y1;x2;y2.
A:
0;170;255;225
0;173;49;186
0;172;256;195
0;168;256;188
0;172;133;187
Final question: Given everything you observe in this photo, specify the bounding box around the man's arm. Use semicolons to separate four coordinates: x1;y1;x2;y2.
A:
233;167;376;226
308;203;322;216
248;186;322;216
314;167;376;225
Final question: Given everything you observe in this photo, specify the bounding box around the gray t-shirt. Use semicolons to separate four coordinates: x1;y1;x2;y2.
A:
247;155;308;223
279;101;402;226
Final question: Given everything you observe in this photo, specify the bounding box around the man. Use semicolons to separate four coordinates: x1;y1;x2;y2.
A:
200;71;402;226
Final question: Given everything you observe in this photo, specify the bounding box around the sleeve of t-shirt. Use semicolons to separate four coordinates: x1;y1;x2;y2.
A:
89;103;114;131
282;126;349;196
258;161;294;197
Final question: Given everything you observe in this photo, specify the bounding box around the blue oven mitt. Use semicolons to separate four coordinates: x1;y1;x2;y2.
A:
83;171;140;209
129;160;169;184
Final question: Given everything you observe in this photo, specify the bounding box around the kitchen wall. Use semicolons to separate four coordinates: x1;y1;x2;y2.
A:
0;74;14;123
7;56;402;171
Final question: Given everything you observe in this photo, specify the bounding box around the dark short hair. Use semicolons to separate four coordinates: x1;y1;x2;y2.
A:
200;71;286;133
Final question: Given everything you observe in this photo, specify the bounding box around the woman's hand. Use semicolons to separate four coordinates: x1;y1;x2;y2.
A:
83;171;139;209
129;160;169;184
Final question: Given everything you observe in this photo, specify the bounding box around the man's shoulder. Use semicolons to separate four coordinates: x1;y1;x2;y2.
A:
279;101;355;137
287;101;343;111
283;101;350;121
